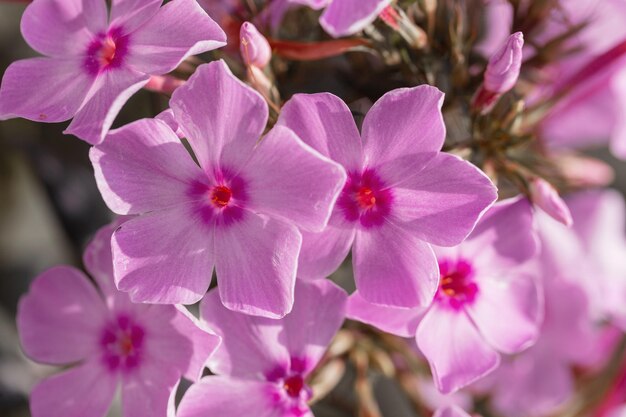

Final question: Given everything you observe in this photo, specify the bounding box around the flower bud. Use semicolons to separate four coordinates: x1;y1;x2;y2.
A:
484;32;523;94
529;177;573;227
240;22;272;68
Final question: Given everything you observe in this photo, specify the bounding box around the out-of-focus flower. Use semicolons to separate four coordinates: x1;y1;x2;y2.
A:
176;280;347;417
434;405;475;417
277;90;497;309
347;197;541;393
240;22;272;68
16;222;219;417
0;0;226;144
529;177;573;227
90;60;346;318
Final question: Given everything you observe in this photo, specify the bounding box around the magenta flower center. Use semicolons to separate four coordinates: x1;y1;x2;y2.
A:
436;259;478;309
100;314;145;372
84;27;129;75
283;375;305;398
337;169;393;228
210;185;233;208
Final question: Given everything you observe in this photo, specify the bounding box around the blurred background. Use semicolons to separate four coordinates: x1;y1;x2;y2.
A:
2;1;626;416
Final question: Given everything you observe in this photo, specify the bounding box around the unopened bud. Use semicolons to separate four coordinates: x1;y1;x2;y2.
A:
529;177;573;227
240;22;271;68
484;32;523;94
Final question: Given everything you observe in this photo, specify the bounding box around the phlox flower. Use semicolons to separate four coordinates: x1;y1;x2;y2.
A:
175;280;347;417
277;89;497;309
347;197;542;393
16;222;219;417
90;60;347;317
0;0;226;144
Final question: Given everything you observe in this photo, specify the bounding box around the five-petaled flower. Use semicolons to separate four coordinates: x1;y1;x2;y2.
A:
176;279;347;417
16;222;219;417
277;89;497;309
0;0;226;144
90;60;347;318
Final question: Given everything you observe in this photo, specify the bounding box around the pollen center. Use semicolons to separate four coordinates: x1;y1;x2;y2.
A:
356;186;377;209
283;375;305;398
437;259;478;308
210;185;233;208
98;37;117;67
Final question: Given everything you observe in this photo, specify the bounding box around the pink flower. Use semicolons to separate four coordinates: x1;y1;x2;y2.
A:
240;22;272;68
0;0;226;144
277;90;497;308
16;222;219;417
176;280;347;417
347;197;542;393
90;60;347;317
529;177;573;227
435;405;475;417
484;32;524;94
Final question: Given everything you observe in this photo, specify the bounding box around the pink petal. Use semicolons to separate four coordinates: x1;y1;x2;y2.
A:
109;0;162;34
346;290;424;338
170;60;268;176
156;109;184;138
361;85;446;186
352;225;439;308
243;125;347;232
112;209;214;304
200;289;290;378
297;213;356;279
277;92;363;171
416;304;500;394
434;405;473;417
320;0;391;37
126;0;226;75
82;221;118;297
65;68;150;144
168;306;221;381
90;118;204;215
17;266;106;365
20;0;107;56
121;363;180;417
281;280;347;374
177;377;290;417
458;196;537;272
466;273;542;354
0;58;93;123
215;213;300;318
392;153;497;247
30;361;117;417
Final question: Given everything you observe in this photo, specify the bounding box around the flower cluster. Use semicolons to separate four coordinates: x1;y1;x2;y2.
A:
3;0;626;416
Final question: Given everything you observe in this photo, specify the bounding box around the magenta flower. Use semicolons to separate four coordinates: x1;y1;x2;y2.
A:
16;222;219;417
483;32;524;94
176;280;347;417
240;22;272;68
347;197;542;393
277;90;497;308
0;0;226;145
90;60;346;317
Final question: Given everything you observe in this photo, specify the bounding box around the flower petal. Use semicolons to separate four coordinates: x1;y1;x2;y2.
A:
277;92;363;171
243;125;347;232
30;361;117;417
434;405;473;417
177;377;292;417
109;0;163;34
170;60;268;175
215;213;300;318
392;153;497;247
21;0;107;56
297;213;356;279
352;224;439;308
112;209;214;304
346;290;424;338
17;266;106;365
466;273;542;354
126;0;226;75
90;118;204;215
65;68;150;144
0;58;93;123
281;280;347;374
361;85;445;186
121;362;180;417
417;304;500;394
320;0;391;38
200;289;289;378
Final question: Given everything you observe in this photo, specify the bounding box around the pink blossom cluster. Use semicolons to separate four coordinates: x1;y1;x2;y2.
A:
2;0;626;417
